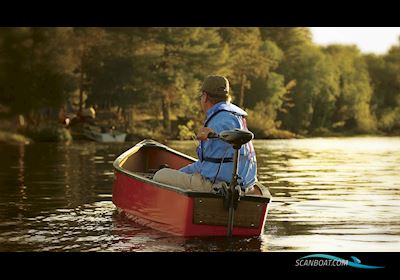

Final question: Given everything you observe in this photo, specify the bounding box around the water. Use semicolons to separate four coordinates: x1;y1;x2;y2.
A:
0;137;399;252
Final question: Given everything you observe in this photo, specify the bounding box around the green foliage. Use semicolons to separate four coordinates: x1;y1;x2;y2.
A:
0;28;76;116
1;27;399;142
129;27;229;133
324;45;377;133
259;27;313;52
247;103;296;139
178;120;195;140
246;105;276;137
379;107;400;132
278;44;337;133
365;45;400;132
219;28;279;108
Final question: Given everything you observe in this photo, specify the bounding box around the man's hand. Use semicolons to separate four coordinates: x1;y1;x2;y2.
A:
196;127;214;141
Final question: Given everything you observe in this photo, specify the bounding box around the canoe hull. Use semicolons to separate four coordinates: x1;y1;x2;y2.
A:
113;172;269;236
112;139;271;237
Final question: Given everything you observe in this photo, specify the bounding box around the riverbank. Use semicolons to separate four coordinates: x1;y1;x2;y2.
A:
0;119;73;144
308;129;400;138
0;130;31;145
2;127;399;145
1;121;399;145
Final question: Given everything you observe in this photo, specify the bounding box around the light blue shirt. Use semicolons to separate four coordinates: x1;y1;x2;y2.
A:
180;101;257;189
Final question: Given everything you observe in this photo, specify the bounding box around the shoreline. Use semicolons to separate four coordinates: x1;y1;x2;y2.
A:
0;130;31;145
1;128;399;145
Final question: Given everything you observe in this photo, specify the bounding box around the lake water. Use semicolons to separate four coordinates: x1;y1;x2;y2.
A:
1;137;399;251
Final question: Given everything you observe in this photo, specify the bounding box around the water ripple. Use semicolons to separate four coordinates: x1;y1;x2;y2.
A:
1;137;399;251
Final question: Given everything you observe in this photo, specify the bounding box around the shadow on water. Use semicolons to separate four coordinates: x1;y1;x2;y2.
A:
1;137;400;251
0;142;130;251
0;141;262;252
110;210;264;252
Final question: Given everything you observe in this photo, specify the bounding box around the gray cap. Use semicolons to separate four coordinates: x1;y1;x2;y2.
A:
201;75;230;97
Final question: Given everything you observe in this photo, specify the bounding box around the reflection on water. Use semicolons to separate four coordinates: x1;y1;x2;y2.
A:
1;137;400;251
255;137;400;251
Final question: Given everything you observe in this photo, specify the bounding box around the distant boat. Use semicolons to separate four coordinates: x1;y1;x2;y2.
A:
64;108;127;143
69;122;126;143
112;139;272;236
82;124;127;143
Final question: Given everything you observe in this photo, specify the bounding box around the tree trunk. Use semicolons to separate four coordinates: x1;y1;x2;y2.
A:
79;64;84;117
239;74;246;108
161;95;171;134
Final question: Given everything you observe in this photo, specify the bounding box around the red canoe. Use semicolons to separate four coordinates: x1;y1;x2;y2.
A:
112;139;272;237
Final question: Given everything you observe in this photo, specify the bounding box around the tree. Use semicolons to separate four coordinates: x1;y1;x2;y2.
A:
259;27;313;52
324;45;377;133
70;28;108;115
133;27;228;134
365;43;400;132
276;44;337;134
259;27;338;134
219;28;274;108
0;28;76;123
246;72;296;137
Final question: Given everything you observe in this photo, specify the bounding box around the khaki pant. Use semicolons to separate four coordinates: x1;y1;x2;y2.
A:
153;168;220;192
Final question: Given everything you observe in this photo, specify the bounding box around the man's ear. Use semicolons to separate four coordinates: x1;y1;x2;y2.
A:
204;93;209;103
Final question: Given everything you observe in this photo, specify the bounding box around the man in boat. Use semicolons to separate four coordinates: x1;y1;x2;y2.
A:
154;75;257;193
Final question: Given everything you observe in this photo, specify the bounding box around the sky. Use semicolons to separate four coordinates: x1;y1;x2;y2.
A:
310;27;400;54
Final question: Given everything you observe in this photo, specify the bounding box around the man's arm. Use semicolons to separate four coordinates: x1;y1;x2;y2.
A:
180;160;201;174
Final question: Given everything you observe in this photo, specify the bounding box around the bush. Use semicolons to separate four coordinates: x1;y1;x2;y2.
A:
25;123;72;142
246;108;296;139
178;120;195;140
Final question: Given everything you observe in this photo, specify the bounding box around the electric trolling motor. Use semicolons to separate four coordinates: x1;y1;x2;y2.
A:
208;128;254;237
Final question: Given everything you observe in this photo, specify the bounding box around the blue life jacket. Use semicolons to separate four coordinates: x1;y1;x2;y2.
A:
198;102;256;163
180;101;257;189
